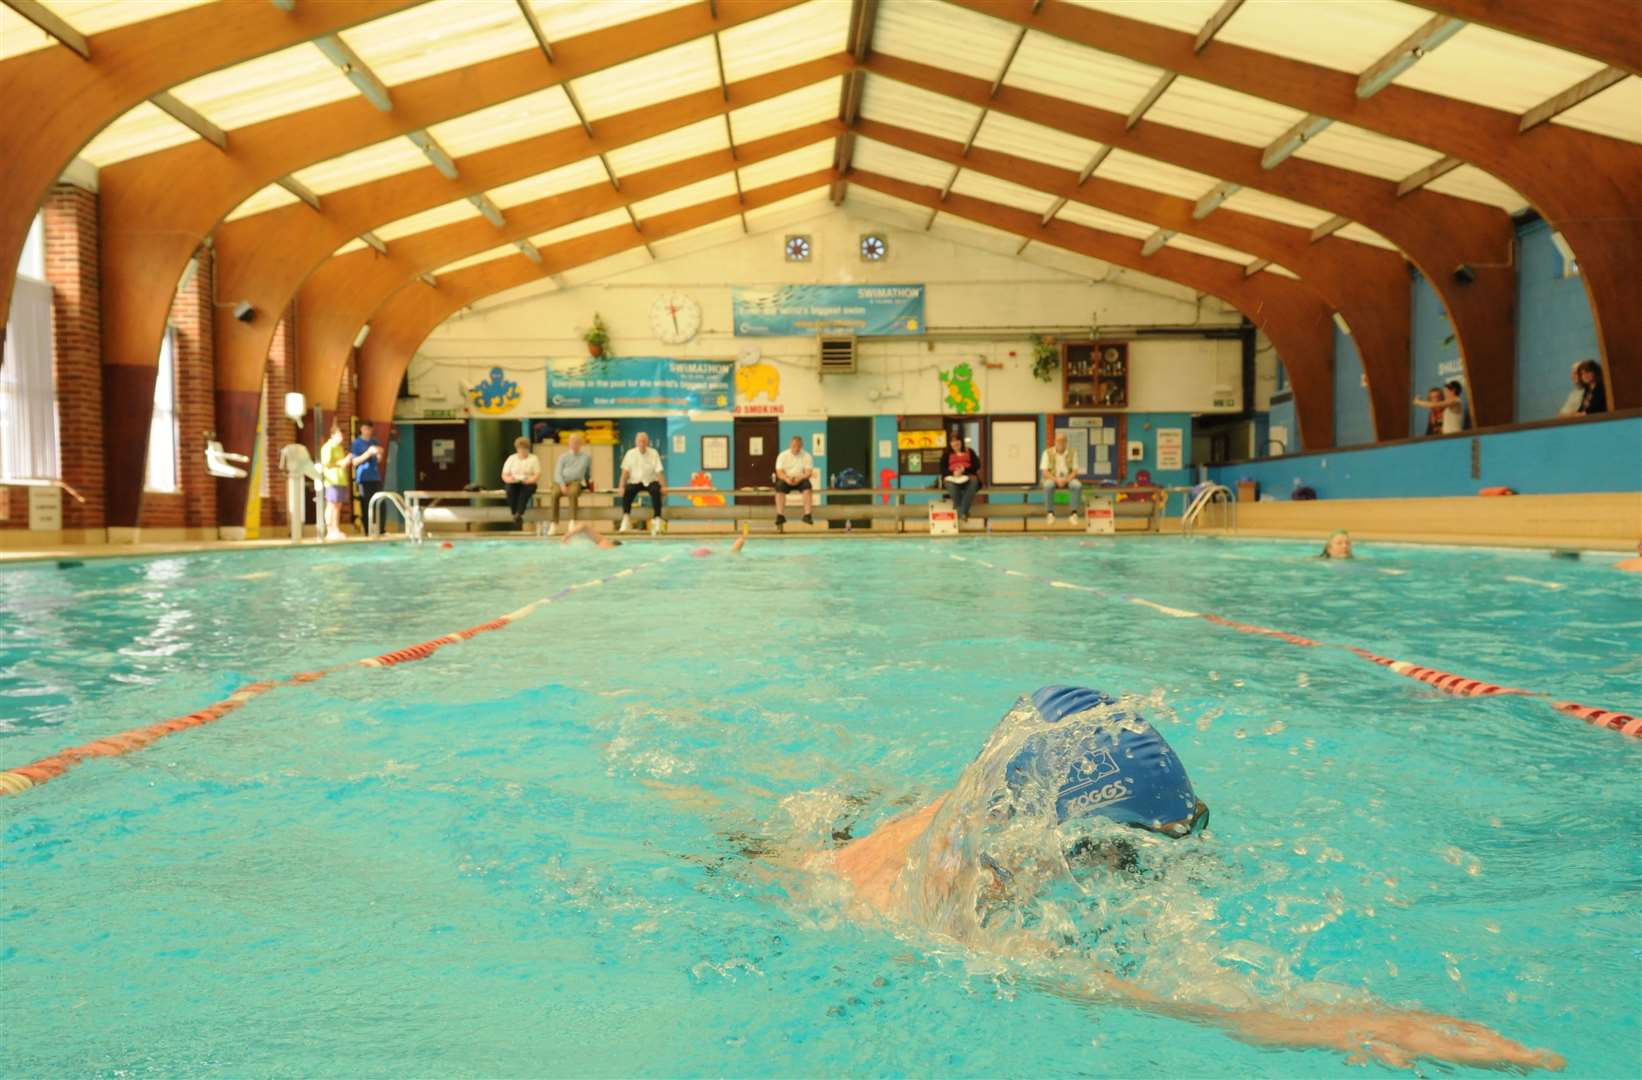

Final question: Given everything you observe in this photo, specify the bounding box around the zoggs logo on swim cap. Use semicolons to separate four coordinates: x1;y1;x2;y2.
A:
1061;749;1131;813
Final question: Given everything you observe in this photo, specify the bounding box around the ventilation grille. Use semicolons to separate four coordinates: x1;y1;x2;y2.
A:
818;335;857;374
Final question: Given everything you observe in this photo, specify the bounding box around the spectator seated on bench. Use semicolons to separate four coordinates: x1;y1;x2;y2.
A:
772;435;817;527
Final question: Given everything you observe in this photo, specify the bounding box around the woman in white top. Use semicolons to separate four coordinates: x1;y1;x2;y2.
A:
1412;381;1466;435
501;436;541;529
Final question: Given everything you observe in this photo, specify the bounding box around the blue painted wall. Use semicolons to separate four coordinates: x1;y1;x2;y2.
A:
1410;268;1463;436
664;415;732;492
1516;219;1600;422
1332;325;1374;448
1212;415;1641;498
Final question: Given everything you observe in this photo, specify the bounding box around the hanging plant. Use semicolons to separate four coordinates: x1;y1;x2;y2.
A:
583;313;610;357
1030;334;1059;382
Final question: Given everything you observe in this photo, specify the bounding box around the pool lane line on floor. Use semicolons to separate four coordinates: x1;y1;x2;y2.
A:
0;556;675;799
950;554;1642;739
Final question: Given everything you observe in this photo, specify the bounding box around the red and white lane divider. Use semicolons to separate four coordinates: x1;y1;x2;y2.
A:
951;554;1641;739
0;557;673;798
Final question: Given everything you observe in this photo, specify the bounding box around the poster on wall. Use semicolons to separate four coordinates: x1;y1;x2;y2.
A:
732;284;924;337
546;357;732;410
1156;427;1184;470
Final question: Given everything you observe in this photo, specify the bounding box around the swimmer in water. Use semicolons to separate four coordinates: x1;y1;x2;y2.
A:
693;523;750;558
831;686;1562;1072
561;521;621;549
1616;540;1642;573
1318;530;1353;559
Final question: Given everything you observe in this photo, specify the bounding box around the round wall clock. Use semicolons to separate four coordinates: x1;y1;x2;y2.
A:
649;291;702;345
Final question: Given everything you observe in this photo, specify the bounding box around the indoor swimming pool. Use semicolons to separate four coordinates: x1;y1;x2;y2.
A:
2;538;1637;1077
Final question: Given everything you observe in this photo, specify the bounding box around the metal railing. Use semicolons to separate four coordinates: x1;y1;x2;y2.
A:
1182;483;1235;533
367;490;415;542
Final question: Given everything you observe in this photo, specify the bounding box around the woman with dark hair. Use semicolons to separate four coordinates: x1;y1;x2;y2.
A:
1576;360;1608;415
1412;382;1465;434
938;430;983;523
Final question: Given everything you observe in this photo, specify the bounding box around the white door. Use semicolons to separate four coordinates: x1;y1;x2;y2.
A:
989;419;1038;484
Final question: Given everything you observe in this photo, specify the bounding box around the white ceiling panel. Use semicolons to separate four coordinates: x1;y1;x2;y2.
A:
433;243;517;275
871;0;1018;76
570;36;720;122
1392;23;1606;114
291;136;432;194
650;215;746;261
487;158;612;209
77;102;199;166
1005;31;1164;116
604;116;729;177
630;174;737;220
375;199;482;242
859;74;984;144
171;42;358;130
223;183;301;223
1261;263;1300;280
1292;121;1443;181
4;0;210;60
1166;233;1255;265
1214;0;1436;76
1062;0;1225;34
1092;149;1220;200
1056;201;1156;241
524;0;694;41
333;237;370;256
1218;187;1333;231
1552;75;1642;144
729;76;843;145
1335;222;1398;251
850;138;957;190
339;0;536;86
932;213;1031;256
1422;165;1528;214
972;111;1101;172
531;207;634;247
0;6;53;60
558;247;652;285
950;170;1055;216
718;0;850;84
737;141;836;190
425;87;580;158
1145;77;1308;147
742;188;833;230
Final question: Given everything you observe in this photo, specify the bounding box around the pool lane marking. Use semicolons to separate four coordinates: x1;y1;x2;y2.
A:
960;556;1640;739
0;556;675;798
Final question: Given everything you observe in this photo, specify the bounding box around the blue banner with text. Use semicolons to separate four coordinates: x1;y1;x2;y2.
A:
732;284;924;337
546;357;733;410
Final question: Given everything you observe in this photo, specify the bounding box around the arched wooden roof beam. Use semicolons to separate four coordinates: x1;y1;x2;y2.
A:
865;55;1517;431
856;118;1411;438
949;0;1642;408
1409;0;1641;76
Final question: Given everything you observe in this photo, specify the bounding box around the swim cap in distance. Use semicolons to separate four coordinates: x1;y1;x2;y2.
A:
1004;685;1204;836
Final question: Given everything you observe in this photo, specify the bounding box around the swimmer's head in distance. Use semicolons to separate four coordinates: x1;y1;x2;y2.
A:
1005;685;1206;838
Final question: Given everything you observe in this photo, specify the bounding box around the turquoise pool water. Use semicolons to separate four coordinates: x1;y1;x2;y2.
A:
2;537;1638;1077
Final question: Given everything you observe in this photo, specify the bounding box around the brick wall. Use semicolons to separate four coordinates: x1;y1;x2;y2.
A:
139;245;217;531
260;306;298;529
45;182;102;531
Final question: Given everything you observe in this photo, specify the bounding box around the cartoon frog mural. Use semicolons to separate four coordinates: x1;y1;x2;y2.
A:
938;361;980;415
468;367;522;415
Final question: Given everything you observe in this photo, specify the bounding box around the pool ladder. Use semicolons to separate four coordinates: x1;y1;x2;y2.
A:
1182;484;1235;534
368;491;424;544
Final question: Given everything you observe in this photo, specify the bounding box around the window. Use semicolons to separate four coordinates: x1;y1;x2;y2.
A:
1;213;58;481
145;327;179;493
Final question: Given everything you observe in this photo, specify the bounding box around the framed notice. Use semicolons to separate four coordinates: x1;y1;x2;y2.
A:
701;435;729;471
1156;427;1184;470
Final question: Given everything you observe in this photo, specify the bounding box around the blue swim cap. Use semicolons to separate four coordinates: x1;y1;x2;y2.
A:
1003;686;1203;834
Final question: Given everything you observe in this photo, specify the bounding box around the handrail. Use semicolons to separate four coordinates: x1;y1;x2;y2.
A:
0;478;86;503
1182;483;1235;533
367;490;413;541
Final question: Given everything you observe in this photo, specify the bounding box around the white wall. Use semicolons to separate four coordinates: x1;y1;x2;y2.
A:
403;204;1245;420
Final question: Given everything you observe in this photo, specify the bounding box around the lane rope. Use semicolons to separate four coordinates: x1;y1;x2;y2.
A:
0;556;673;798
948;554;1640;739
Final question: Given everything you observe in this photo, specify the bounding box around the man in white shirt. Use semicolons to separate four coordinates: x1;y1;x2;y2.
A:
619;431;666;533
1040;430;1083;524
501;436;541;530
772;434;817;527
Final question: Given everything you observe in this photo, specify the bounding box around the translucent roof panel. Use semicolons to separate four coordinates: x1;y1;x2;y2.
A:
849;185;938;230
736;141;837;190
558;248;652;285
972;111;1101;172
1335;223;1398;251
290;136;431;195
860;75;983;144
1166;233;1255;265
524;0;694;41
169;41;358;130
333;238;370;257
630;174;738;221
375;200;483;242
931;214;1032;257
1423;166;1528;214
872;0;1018;76
1260;263;1300;280
1;7;55;61
425;87;580;158
1553;75;1642;143
571;37;720;123
1055;201;1156;241
531;207;633;247
1061;1;1224;34
950;171;1055;216
1146;78;1308;148
1;0;213;61
718;0;850;84
650;216;745;262
1392;23;1606;114
487;158;612;210
743;188;833;230
604;117;729;177
1005;32;1164;116
223;183;300;223
1215;0;1436;76
730;76;844;145
851;138;957;190
1092;149;1220;200
77;102;199;166
1292;121;1442;181
1219;188;1334;231
338;0;537;87
433;243;517;275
